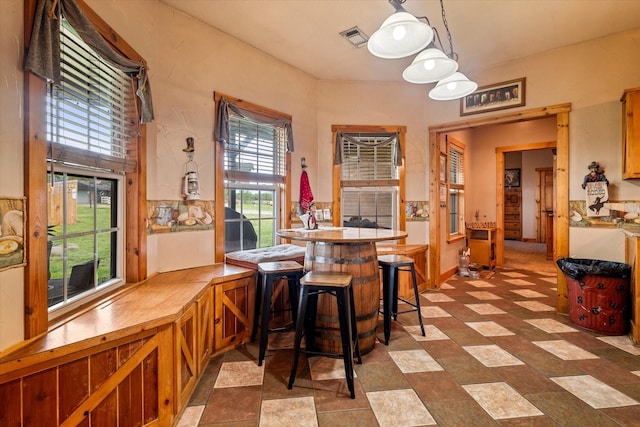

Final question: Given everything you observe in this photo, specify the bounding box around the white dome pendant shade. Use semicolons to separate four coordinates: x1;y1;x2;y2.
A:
367;11;434;59
402;48;458;83
428;72;478;100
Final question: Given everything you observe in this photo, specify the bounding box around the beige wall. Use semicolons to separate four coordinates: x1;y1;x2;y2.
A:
1;0;639;351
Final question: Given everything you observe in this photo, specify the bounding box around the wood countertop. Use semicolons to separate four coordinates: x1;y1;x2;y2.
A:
0;264;255;373
277;227;407;243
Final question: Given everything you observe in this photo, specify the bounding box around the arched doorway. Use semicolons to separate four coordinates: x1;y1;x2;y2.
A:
428;103;571;313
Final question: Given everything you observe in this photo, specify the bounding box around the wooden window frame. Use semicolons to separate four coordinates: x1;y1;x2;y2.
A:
446;137;465;243
24;0;147;337
213;92;292;262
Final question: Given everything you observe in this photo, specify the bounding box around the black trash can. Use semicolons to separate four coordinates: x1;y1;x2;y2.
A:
557;258;631;335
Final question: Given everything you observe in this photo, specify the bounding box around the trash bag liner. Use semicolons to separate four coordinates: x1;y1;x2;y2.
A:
556;258;631;280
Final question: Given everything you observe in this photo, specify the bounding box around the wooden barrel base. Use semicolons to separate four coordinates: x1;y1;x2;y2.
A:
304;241;379;354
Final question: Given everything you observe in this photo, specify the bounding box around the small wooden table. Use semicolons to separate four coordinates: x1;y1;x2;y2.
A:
277;227;407;354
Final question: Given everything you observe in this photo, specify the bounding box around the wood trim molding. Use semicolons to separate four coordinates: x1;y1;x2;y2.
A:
428;104;571;315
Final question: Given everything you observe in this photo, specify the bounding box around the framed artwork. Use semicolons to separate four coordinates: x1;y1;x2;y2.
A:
460;77;526;116
439;184;447;207
0;197;26;271
439;153;447;183
505;168;521;188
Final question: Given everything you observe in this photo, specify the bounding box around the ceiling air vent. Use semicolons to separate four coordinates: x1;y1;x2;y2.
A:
340;26;369;47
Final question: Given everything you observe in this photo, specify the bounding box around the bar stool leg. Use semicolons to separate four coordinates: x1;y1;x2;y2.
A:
251;272;263;343
409;265;426;337
288;286;309;390
287;273;302;326
391;266;399;321
380;264;393;346
349;285;363;365
258;274;274;366
336;289;356;399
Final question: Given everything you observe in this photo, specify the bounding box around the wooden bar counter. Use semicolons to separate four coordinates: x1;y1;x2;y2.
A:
0;263;256;426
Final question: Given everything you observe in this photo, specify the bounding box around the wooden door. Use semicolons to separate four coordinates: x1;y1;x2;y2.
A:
535;167;554;243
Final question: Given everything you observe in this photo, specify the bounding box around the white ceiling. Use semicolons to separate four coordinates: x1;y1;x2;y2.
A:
161;0;640;83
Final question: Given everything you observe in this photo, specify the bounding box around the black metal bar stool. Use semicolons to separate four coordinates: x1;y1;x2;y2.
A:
254;260;304;366
378;254;425;345
288;271;362;399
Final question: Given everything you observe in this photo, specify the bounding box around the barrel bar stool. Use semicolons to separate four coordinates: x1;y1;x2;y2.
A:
255;261;304;366
288;271;362;399
378;254;426;345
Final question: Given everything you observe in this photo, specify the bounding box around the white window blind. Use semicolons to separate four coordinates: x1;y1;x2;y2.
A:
449;146;464;185
46;19;137;173
340;133;399;229
341;135;397;181
224;115;287;182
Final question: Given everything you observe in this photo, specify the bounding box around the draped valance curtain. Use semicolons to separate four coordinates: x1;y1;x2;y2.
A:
24;0;154;124
215;97;294;153
334;132;402;166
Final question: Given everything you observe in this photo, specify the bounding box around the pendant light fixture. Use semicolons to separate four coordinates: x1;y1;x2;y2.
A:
368;0;477;100
402;47;458;83
367;2;433;59
428;72;478;100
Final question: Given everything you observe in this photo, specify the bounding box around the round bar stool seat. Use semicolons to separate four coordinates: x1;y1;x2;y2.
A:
255;260;304;366
378;254;426;345
288;271;362;399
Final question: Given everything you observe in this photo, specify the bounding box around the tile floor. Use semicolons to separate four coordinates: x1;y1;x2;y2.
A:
177;265;640;426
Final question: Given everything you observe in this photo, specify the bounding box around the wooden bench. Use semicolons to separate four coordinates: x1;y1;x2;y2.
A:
0;263;256;426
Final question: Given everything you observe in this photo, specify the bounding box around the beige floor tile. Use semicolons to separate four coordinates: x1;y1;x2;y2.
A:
309;356;356;381
463;382;544;419
551;375;639;408
533;340;599;360
259;396;318;427
505;278;539;286
420;306;452;318
214;361;265;388
175;405;204;427
633;371;640;377
423;292;455;302
465;303;507;315
367;389;436;426
511;289;547;298
440;283;455;289
389;349;444;373
404;324;449;341
465;321;515;337
468;280;496;288
463;344;524;367
524;318;577;333
467;291;502;300
596;335;640;356
501;272;529;278
514;301;555;311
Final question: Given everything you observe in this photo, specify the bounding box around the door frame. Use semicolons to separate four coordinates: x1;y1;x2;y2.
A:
429;103;571;313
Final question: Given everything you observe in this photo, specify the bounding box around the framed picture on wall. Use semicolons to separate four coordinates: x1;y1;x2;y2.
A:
460;77;526;116
439;184;447;207
439;153;446;183
505;168;521;188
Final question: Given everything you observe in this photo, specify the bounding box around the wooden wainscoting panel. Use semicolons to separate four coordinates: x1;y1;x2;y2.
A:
175;304;197;411
214;276;254;354
197;287;214;374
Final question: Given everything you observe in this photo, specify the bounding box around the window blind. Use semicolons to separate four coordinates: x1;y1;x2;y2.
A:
449;145;464;185
341;135;397;181
224;115;287;182
46;19;137;173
